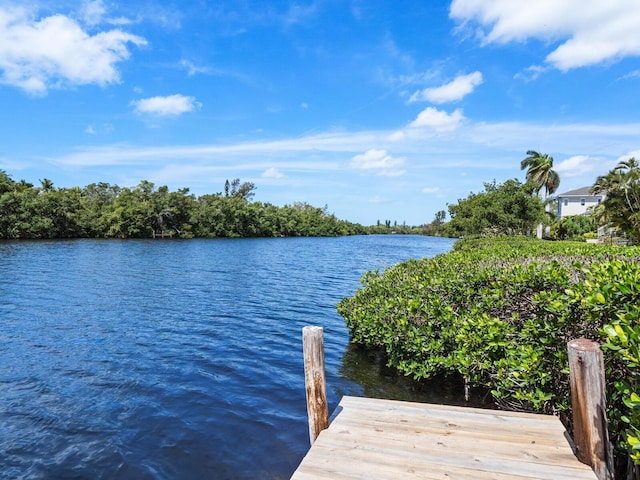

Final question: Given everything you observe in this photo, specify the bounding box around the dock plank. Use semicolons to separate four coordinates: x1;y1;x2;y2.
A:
291;396;596;479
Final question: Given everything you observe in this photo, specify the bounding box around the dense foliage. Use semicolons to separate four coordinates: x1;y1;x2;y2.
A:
338;237;640;474
593;157;640;244
0;171;373;239
443;179;545;237
552;214;596;241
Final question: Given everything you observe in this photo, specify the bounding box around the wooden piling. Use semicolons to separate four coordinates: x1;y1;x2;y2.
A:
302;326;329;445
568;338;614;480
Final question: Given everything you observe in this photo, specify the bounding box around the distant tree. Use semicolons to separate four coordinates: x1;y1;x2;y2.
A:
520;150;560;200
224;178;256;200
446;179;545;237
433;210;446;225
0;172;365;239
39;178;54;193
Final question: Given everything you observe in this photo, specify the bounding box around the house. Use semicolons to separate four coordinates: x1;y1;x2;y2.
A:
556;186;604;219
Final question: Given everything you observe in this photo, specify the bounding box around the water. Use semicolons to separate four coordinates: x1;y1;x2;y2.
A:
0;235;455;479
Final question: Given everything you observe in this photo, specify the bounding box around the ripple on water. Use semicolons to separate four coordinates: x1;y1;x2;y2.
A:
0;236;455;479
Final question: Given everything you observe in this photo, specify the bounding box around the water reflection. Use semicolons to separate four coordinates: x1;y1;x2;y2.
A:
336;344;491;408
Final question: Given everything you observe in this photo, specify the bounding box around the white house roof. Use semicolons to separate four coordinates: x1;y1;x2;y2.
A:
557;186;600;197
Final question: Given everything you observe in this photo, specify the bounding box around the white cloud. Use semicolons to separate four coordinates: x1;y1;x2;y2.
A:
617;150;640;163
85;124;97;135
410;71;483;104
81;0;106;26
350;149;406;176
0;6;146;95
131;94;201;116
555;155;596;177
422;187;441;194
408;107;465;132
450;0;640;70
262;167;285;178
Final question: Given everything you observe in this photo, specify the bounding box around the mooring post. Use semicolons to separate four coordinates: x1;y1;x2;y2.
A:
567;338;614;480
302;326;329;445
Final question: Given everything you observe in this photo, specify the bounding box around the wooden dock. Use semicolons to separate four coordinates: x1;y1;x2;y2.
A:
291;395;597;479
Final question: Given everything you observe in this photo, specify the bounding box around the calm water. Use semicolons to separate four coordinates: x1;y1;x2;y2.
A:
0;235;455;479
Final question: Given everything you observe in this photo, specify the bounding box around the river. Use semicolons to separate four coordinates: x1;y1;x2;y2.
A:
0;235;455;479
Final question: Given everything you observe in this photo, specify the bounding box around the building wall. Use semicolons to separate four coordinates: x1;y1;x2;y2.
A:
557;196;601;218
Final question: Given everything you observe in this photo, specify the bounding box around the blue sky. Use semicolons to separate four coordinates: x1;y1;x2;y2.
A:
1;0;640;225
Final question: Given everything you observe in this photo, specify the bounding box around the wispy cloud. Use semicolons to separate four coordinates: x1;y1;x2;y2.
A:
80;0;106;26
410;71;483;104
262;167;285;178
619;69;640;81
0;6;146;95
131;94;201;117
514;65;549;82
52;117;640;171
179;59;212;77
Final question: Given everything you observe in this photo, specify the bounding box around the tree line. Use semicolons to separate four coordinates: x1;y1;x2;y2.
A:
0;172;375;239
422;150;640;244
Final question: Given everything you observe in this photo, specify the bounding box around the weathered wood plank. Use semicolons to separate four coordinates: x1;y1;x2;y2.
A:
295;438;592;480
333;407;570;443
291;396;596;479
568;338;614;480
306;429;592;479
303;326;329;445
324;421;585;466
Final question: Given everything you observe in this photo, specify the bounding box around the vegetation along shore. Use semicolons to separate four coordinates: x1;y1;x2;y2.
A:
0;174;421;239
338;153;640;478
4;150;640;477
338;237;640;477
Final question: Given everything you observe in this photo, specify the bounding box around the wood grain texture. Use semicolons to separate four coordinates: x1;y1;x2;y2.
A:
568;339;614;480
303;326;329;445
291;396;597;479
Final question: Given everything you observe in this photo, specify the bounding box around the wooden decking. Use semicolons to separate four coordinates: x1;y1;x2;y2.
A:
291;396;597;479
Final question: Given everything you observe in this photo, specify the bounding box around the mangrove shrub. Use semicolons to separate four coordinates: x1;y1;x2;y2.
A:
337;236;640;474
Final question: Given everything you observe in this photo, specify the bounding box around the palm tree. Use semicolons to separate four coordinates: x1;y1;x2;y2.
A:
39;178;54;193
520;150;560;200
592;157;640;243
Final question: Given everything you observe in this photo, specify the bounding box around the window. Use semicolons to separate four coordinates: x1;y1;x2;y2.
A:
581;199;586;206
564;199;568;206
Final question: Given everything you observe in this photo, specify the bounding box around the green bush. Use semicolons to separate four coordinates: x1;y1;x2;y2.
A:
337;236;640;472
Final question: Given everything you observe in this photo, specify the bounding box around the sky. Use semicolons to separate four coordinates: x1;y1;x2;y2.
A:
1;0;640;226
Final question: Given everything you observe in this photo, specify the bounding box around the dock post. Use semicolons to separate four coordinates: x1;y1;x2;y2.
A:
302;326;329;445
567;338;614;480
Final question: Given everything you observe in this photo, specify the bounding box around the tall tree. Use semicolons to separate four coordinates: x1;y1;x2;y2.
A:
520;150;560;200
225;178;256;200
592;157;640;243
